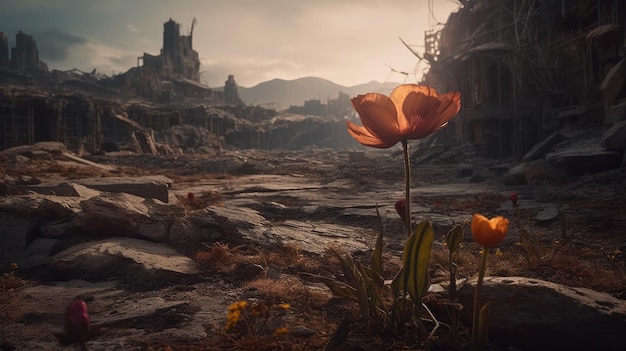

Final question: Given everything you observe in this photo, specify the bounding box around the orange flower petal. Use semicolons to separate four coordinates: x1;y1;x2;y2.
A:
471;213;508;247
435;91;462;125
347;84;461;148
350;93;401;147
346;121;396;148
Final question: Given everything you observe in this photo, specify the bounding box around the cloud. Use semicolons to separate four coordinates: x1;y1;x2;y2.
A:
32;29;87;62
127;24;139;33
35;35;137;75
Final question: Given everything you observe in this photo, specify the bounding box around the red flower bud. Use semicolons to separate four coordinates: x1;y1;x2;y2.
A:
187;192;195;200
65;299;90;340
510;192;518;207
395;199;406;221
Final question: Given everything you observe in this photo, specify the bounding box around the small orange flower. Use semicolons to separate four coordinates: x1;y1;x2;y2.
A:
471;214;509;247
347;84;461;148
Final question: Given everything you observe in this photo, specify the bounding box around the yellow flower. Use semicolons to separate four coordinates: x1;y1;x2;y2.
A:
471;214;509;247
347;84;461;148
227;300;247;312
225;301;248;330
274;327;290;335
225;309;241;330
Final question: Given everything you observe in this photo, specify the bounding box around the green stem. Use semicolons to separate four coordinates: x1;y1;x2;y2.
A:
402;139;411;236
472;247;489;351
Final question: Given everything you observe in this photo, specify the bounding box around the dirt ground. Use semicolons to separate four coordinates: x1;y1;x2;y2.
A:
1;148;625;350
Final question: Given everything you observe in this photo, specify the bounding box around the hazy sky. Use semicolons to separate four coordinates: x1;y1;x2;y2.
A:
1;0;459;88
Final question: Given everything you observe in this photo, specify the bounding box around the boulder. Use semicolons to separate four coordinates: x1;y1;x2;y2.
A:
521;131;566;162
15;182;101;198
77;192;181;239
0;141;67;161
456;276;626;351
503;159;566;185
15;176;172;202
601;120;626;150
72;175;172;203
0;193;83;220
546;145;623;175
0;212;37;271
49;237;199;287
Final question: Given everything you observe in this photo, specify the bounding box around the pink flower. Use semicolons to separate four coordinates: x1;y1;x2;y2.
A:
65;299;90;341
510;192;518;207
395;199;406;221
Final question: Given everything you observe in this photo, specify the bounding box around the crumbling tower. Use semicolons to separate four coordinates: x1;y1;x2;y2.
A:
10;31;47;72
224;74;243;105
160;18;200;82
0;32;9;68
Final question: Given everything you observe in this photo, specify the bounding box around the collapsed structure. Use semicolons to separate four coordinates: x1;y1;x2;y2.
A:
0;19;291;154
421;0;625;158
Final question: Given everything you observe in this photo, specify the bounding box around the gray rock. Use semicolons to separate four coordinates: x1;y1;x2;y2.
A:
522;131;566;162
456;276;626;351
503;159;566;185
546;145;623;175
0;212;37;270
70;175;172;203
0;141;67;161
30;150;53;161
50;237;199;283
535;205;559;222
16;181;101;198
267;220;369;255
16;176;173;203
168;215;225;250
601;120;626;150
0;193;85;219
19;238;58;269
607;100;626;124
77;192;181;238
456;163;474;178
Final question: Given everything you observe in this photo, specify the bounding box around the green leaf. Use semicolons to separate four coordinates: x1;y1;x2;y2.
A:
352;263;371;331
402;221;435;309
300;273;358;301
356;261;385;323
476;301;491;350
360;264;385;289
446;224;463;253
330;247;357;285
372;206;384;277
390;270;413;330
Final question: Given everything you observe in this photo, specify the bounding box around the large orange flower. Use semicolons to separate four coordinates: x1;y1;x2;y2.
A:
471;213;509;247
347;84;461;148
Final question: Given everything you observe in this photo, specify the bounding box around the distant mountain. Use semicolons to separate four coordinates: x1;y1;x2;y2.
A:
236;77;402;110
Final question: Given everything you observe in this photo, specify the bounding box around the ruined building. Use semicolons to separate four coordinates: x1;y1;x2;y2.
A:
120;18;209;101
224;74;243;105
0;32;9;67
422;0;625;159
0;30;47;72
0;17;356;154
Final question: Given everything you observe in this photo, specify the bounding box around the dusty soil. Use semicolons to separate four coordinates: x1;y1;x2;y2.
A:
1;148;625;350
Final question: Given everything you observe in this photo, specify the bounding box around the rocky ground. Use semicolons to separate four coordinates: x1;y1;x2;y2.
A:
1;142;625;350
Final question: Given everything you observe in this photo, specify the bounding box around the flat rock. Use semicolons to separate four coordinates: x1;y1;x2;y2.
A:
267;220;370;255
521;131;566;162
0;279;228;350
50;237;198;285
14;181;102;198
601;120;626;150
17;175;173;203
546;145;623;175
